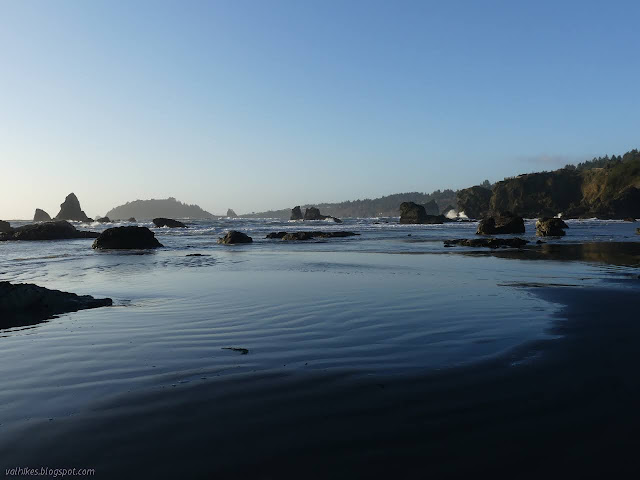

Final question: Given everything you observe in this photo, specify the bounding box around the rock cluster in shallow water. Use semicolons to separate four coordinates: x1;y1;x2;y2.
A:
0;221;99;241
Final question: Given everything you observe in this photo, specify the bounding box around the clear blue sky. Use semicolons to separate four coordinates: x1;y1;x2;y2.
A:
1;0;638;218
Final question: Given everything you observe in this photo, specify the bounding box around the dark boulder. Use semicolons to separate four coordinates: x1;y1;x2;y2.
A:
153;218;187;228
444;238;529;249
304;207;324;220
266;232;288;239
477;213;525;235
456;186;492;219
0;281;112;327
92;226;163;249
623;217;635;222
96;216;111;223
536;217;568;237
217;231;253;244
226;209;238;218
0;220;12;234
127;217;137;222
1;221;99;241
399;202;445;224
290;206;303;220
33;209;52;222
55;193;91;222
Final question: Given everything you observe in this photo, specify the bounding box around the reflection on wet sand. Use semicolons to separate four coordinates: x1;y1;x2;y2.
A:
451;241;640;267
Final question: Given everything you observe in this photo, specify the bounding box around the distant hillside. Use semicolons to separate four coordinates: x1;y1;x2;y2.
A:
242;189;464;219
458;149;640;219
106;197;215;220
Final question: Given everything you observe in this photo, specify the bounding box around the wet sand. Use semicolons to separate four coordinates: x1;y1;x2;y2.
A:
453;241;640;267
2;280;639;479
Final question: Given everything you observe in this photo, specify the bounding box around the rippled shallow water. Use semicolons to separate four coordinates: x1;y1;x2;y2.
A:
0;218;639;476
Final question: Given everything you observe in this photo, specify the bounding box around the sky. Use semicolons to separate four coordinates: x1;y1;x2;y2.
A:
1;0;639;219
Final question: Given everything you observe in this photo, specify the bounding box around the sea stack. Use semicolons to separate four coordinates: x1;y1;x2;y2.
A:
33;209;52;222
55;193;91;222
226;209;238;218
290;206;303;220
399;202;445;224
303;207;343;223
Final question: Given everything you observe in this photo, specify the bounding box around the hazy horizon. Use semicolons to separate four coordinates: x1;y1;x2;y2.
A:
2;0;639;219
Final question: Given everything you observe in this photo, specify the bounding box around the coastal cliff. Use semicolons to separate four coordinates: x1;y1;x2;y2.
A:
459;149;639;219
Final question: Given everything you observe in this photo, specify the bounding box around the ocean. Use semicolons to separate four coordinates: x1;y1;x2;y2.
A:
1;217;639;478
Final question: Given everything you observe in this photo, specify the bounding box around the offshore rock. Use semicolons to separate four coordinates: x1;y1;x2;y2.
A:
399;202;445;224
55;193;91;222
153;218;187;228
477;213;525;235
536;217;569;237
302;207;342;223
290;206;303;220
217;231;253;244
92;226;163;249
33;209;52;222
1;221;99;241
